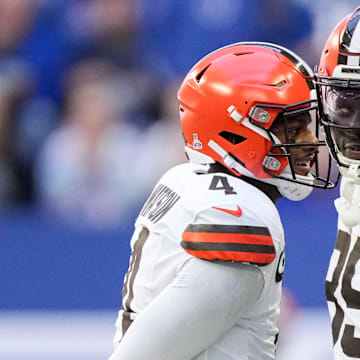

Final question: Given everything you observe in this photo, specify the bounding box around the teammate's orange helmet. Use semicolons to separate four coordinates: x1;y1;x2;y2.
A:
178;42;335;200
315;7;360;181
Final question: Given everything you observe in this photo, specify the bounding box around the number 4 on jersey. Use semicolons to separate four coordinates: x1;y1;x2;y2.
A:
209;176;237;195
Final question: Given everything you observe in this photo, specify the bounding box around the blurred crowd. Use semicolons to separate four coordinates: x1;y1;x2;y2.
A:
0;0;358;227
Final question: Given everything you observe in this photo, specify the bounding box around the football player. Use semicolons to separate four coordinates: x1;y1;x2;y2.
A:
108;42;335;360
315;6;360;360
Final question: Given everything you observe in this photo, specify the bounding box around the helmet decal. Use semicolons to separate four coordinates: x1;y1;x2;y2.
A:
192;134;203;149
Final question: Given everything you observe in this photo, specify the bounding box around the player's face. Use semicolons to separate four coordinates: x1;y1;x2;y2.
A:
271;112;317;176
326;88;360;160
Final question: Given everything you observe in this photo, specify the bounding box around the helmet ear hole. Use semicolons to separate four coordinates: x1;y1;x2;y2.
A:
219;131;247;145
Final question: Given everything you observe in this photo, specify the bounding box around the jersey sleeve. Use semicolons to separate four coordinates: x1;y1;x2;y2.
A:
181;204;276;265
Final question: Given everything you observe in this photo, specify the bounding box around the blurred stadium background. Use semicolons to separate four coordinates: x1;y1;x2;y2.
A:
0;0;357;359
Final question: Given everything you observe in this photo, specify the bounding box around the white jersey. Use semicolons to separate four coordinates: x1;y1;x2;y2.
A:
326;177;360;360
109;163;285;360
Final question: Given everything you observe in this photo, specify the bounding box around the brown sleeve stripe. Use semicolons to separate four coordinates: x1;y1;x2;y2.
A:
182;231;273;246
181;241;275;254
184;224;271;236
183;248;276;264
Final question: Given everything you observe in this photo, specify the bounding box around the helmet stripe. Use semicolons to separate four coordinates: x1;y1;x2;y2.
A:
347;10;360;65
273;47;314;89
257;43;313;78
214;41;314;80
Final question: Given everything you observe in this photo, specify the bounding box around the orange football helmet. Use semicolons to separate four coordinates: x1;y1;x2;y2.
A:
178;42;335;200
315;7;360;182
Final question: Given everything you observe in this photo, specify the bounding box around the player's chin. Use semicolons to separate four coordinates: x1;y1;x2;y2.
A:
293;162;312;176
343;146;360;160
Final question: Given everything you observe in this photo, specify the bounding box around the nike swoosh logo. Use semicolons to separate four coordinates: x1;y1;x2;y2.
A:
212;205;242;217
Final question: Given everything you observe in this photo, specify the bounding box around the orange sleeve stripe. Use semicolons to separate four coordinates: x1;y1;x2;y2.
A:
183;231;273;246
184;249;276;264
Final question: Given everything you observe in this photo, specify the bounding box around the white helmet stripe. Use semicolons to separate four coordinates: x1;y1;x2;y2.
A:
348;12;360;55
348;18;360;65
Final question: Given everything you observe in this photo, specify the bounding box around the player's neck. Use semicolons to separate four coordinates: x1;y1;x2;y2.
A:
239;176;282;203
208;163;282;204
